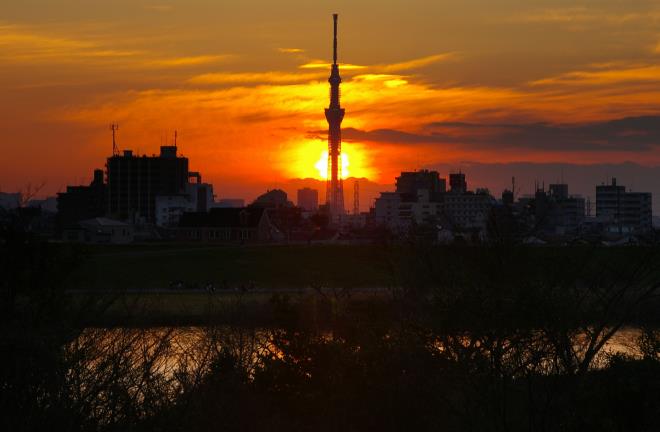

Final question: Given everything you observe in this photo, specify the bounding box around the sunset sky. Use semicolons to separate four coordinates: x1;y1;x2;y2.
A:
2;0;660;209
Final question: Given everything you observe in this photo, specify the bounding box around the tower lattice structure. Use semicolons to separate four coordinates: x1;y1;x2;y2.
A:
325;13;345;215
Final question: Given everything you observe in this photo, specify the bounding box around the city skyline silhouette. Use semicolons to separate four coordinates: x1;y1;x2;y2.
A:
2;1;660;212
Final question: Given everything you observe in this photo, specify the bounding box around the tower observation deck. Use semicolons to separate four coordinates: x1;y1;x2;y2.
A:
325;13;345;215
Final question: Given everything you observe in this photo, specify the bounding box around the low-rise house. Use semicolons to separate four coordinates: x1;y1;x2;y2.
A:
177;207;277;243
65;217;135;244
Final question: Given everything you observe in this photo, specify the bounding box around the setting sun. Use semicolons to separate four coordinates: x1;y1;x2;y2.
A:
282;139;376;181
315;151;349;179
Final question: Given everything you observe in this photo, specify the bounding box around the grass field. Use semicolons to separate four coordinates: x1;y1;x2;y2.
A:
66;243;393;291
69;288;393;327
54;243;660;326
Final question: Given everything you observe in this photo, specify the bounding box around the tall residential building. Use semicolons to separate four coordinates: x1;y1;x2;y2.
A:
374;192;442;229
596;178;652;233
297;188;319;211
444;190;495;231
106;146;189;223
376;170;447;229
395;170;446;200
533;184;585;235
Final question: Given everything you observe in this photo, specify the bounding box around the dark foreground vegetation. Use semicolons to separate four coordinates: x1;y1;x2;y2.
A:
2;217;660;431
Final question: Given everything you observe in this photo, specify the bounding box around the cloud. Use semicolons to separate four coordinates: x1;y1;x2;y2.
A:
299;61;367;70
143;4;173;12
146;55;230;67
298;53;453;74
531;64;660;86
0;24;231;70
188;71;326;85
278;48;304;54
508;7;660;25
0;24;132;62
336;116;660;152
380;53;455;72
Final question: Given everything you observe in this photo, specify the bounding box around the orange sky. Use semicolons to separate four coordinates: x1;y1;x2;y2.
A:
2;1;660;208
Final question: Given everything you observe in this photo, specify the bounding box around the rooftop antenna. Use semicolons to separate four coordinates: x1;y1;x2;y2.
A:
353;180;360;215
512;176;516;198
174;130;178;147
110;123;119;155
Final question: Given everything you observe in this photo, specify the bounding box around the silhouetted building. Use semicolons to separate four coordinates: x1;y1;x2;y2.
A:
596;178;652;234
501;189;514;206
395;170;446;200
374;192;402;228
0;192;21;210
80;217;134;244
444;189;495;231
106;146;189;223
155;195;195;227
449;172;467;194
548;183;569;200
213;198;245;208
186;181;213;213
62;217;134;243
27;197;58;213
533;185;585;235
266;206;305;241
375;170;447;229
57;169;106;228
177;207;275;242
297;188;319;211
251;189;292;208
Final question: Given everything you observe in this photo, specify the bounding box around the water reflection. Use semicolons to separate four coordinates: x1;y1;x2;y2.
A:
62;325;646;426
72;326;643;377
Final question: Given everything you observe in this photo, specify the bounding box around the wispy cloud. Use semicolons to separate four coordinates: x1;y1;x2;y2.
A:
146;55;230;67
299;61;367;70
0;24;232;70
298;53;454;74
278;48;304;54
188;71;326;85
143;4;174;12
380;53;455;72
351;74;409;88
0;24;142;63
509;7;660;25
531;64;660;86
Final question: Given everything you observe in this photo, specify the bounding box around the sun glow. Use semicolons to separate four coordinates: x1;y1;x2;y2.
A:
315;151;350;179
282;139;376;181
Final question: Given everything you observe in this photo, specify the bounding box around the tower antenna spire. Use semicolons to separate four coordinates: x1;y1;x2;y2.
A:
333;13;338;65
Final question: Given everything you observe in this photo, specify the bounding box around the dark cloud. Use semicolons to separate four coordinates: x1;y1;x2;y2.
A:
335;116;660;152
